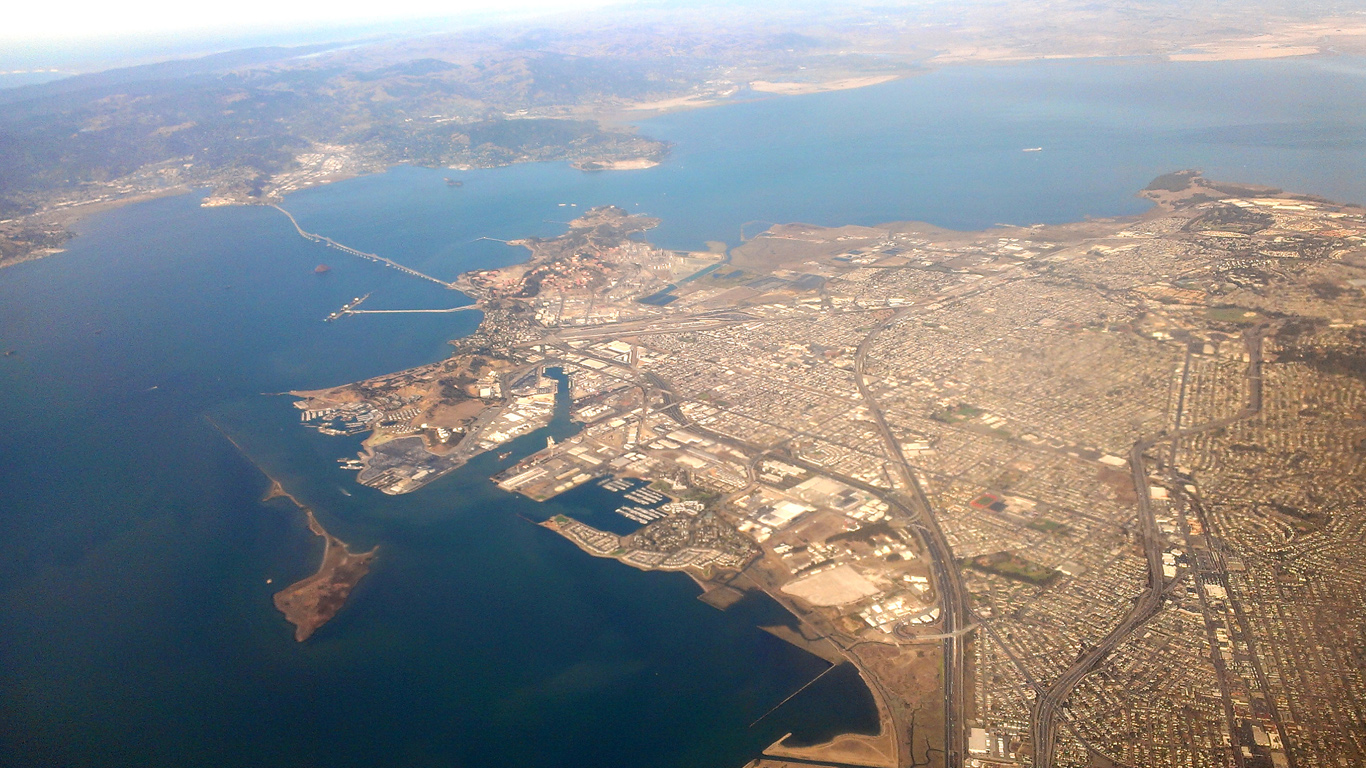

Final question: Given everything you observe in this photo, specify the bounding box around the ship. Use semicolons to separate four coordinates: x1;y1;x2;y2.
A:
445;178;464;187
314;264;332;274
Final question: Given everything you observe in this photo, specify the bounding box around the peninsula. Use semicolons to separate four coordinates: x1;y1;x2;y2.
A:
287;173;1366;767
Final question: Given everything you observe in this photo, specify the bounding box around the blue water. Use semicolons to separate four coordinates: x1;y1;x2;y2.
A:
2;55;1365;768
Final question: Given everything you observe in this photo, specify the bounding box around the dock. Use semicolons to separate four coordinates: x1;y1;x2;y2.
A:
325;297;479;322
347;306;479;315
325;293;371;322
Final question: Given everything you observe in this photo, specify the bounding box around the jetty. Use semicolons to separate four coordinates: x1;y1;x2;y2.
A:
325;293;371;322
347;306;479;315
326;296;479;321
274;205;457;289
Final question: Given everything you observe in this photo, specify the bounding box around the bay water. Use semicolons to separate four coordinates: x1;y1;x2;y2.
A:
2;55;1364;767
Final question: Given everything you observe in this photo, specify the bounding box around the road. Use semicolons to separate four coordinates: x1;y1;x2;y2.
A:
1030;324;1267;767
852;308;972;767
538;266;1015;765
524;249;1274;765
1028;435;1170;764
647;355;960;766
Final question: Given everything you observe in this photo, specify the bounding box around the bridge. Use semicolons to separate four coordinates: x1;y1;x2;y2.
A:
273;205;457;289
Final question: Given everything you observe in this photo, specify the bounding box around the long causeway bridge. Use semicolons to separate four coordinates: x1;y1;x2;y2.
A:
273;205;457;289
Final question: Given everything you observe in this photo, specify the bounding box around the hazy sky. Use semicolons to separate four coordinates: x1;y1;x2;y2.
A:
2;0;614;44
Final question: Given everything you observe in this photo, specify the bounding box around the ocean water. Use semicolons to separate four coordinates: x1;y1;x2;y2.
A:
2;55;1364;768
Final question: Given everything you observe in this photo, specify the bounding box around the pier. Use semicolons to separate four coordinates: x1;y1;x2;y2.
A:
325;293;371;322
325;296;480;321
347;306;479;315
274;205;457;289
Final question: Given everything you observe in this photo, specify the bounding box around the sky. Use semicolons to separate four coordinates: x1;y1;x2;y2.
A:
1;0;614;45
0;0;623;75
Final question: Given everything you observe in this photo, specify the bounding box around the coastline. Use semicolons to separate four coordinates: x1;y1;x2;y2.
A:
7;35;1366;765
207;417;378;642
0;68;924;276
0;185;192;271
269;493;378;643
5;26;1363;275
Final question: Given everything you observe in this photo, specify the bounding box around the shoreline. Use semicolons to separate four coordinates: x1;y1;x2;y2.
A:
0;185;192;271
270;497;378;643
7;50;1343;275
541;513;899;758
207;417;378;642
0;65;943;274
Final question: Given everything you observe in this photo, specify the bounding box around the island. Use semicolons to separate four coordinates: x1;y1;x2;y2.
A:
265;480;379;642
207;420;379;643
285;173;1366;768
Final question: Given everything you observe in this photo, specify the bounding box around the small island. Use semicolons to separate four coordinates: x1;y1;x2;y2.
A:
265;480;378;642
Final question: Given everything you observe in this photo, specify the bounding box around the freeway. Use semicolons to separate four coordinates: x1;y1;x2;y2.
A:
619;355;911;767
852;308;972;767
538;264;1013;764
642;350;977;766
1030;324;1268;767
1027;436;1171;765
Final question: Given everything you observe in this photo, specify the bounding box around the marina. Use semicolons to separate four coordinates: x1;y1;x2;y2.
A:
624;486;665;505
615;505;668;525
